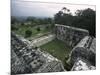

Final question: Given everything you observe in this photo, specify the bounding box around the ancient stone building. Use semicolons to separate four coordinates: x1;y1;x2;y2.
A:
55;24;89;47
11;32;65;74
11;24;96;74
55;24;96;71
68;36;96;71
69;36;96;66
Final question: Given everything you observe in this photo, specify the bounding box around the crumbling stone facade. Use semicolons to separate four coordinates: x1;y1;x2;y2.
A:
67;36;96;71
55;24;89;47
55;24;96;71
70;36;96;66
11;24;96;74
11;32;65;74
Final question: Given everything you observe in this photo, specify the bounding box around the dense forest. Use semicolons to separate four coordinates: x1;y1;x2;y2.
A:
54;7;96;37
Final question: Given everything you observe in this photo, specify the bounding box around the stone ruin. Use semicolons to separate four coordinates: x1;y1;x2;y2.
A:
70;36;96;71
71;58;95;71
11;24;96;74
11;32;65;74
55;24;96;71
55;24;89;47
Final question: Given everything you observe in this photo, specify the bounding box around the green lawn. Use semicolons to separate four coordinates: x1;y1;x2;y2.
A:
40;39;72;65
13;25;51;38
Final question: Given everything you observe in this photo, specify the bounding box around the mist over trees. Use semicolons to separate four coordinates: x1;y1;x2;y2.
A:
25;17;53;25
11;7;96;37
11;16;53;25
54;7;96;37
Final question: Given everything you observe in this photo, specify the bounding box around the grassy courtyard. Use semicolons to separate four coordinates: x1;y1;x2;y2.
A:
40;39;72;65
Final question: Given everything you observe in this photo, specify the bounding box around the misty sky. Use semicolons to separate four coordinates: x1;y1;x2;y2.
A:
11;0;96;17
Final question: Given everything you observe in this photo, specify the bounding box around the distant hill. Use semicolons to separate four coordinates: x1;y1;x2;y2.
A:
12;16;53;22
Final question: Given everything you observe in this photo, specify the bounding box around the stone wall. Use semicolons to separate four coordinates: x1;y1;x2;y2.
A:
11;33;64;74
54;24;96;71
55;24;89;47
69;36;96;68
30;34;55;47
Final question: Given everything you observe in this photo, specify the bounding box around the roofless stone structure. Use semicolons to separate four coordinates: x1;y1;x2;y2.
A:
11;24;96;74
11;32;65;74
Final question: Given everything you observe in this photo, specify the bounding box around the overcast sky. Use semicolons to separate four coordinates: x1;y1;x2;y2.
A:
11;0;96;17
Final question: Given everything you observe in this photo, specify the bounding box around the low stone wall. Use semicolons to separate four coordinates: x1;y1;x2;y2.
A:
55;24;89;47
30;34;55;47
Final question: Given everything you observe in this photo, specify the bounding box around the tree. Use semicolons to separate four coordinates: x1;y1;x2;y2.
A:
74;8;96;37
37;27;41;31
11;24;18;31
26;17;35;22
25;30;32;38
62;7;70;14
62;7;67;13
54;10;63;24
54;7;96;37
54;7;73;25
11;16;19;24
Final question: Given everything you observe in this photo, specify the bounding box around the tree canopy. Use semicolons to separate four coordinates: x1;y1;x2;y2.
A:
54;8;96;37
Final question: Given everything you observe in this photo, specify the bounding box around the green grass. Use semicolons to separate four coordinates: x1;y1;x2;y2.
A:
40;39;72;65
13;25;51;38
